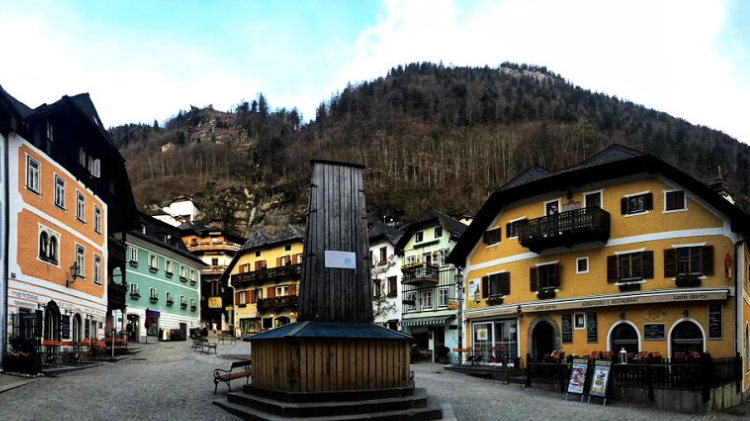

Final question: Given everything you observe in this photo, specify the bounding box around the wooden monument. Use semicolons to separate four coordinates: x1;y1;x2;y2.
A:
214;160;452;420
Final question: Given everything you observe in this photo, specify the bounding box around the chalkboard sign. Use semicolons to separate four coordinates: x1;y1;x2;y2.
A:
561;314;573;343
85;319;90;339
586;312;598;343
60;315;71;339
644;323;665;340
708;304;722;339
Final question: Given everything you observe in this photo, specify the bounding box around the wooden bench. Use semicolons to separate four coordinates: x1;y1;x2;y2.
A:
193;338;217;354
213;359;252;394
218;332;237;345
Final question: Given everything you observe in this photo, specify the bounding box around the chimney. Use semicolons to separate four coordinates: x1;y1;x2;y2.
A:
709;167;735;204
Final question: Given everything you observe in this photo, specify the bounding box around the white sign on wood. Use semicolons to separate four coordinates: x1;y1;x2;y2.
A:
325;251;357;269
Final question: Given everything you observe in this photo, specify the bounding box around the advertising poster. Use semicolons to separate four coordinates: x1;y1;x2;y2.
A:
567;358;589;395
589;360;612;398
468;279;479;300
476;327;488;341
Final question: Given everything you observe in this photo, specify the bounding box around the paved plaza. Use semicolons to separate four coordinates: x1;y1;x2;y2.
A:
0;342;748;421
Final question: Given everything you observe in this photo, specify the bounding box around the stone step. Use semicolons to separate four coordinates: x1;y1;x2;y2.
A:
242;384;416;403
227;388;429;418
213;395;445;421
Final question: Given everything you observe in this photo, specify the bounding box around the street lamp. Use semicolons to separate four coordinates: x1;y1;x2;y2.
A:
67;262;81;288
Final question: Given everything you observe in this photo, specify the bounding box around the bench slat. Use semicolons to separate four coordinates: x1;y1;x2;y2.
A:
218;370;252;381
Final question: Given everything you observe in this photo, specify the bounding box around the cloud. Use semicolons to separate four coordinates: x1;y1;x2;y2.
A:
338;0;750;143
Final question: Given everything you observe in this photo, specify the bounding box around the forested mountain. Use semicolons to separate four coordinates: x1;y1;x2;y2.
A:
111;62;750;236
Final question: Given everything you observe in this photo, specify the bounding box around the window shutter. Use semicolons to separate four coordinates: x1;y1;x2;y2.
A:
235;292;241;303
292;254;298;265
245;291;251;304
530;267;538;291
620;197;628;215
250;290;257;304
289;284;297;296
607;255;618;283
501;272;511;296
553;264;561;288
276;257;282;267
481;276;489;298
644;193;653;210
267;286;275;298
666;192;675;211
506;223;512;238
642;251;654;279
701;246;714;276
664;249;677;278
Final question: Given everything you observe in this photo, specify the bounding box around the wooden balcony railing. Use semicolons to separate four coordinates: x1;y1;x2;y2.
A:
201;265;227;275
186;242;241;253
231;264;302;286
516;207;610;253
402;264;440;285
257;295;299;312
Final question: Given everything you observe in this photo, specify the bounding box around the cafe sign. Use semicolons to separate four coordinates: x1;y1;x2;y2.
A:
522;290;728;313
208;297;223;309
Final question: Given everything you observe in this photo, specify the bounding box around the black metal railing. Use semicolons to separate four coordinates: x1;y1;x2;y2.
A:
402;264;440;284
257;295;299;312
516;207;610;252
231;264;302;286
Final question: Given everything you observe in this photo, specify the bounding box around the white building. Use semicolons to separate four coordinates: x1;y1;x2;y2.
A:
153;196;200;227
369;222;403;331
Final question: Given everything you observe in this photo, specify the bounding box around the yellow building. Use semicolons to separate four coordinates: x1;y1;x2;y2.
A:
447;145;750;396
221;225;304;336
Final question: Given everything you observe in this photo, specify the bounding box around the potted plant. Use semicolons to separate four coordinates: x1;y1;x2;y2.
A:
3;337;42;375
537;287;556;299
486;295;504;306
675;274;701;287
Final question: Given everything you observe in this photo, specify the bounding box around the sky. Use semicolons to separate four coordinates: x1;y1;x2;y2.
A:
1;0;749;143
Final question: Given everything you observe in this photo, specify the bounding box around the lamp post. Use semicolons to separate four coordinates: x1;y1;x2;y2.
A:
455;268;464;366
67;262;81;288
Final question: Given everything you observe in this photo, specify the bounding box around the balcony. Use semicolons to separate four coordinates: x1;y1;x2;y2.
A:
231;264;302;287
516;207;610;253
201;265;227;276
129;292;140;300
402;264;440;285
149;296;159;304
186;242;241;253
166;299;174;306
257;295;299;312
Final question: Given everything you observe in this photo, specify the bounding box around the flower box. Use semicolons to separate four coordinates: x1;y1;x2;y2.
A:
3;354;42;375
675;274;701;288
486;296;504;306
537;287;556;299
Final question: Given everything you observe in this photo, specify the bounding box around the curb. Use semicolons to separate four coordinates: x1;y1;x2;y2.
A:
42;362;104;376
0;377;38;394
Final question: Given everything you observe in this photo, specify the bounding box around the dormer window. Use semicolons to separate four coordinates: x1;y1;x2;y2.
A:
434;227;443;238
415;232;424;243
79;148;87;166
46;121;54;141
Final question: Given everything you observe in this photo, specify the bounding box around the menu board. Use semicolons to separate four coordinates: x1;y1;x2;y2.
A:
561;314;573;343
589;360;612;398
60;315;71;339
586;312;598;343
567;358;589;394
644;324;665;340
85;319;90;339
708;304;722;339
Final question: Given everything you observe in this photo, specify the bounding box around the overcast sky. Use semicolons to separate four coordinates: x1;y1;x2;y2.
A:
1;0;748;143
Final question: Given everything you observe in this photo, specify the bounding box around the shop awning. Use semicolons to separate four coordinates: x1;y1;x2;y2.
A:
400;316;454;327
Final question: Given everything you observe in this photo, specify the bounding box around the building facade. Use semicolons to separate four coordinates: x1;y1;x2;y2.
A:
0;86;135;365
369;222;403;331
448;145;750;399
180;221;244;333
223;225;304;337
124;214;204;342
397;209;466;363
153;195;200;227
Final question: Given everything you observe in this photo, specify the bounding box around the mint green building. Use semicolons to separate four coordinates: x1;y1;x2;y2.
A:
124;213;204;342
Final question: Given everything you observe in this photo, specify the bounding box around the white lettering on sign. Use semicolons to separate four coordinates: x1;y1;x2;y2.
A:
325;251;357;269
522;290;728;313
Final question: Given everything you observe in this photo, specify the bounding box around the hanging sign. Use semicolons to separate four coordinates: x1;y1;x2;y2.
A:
589;360;612;398
561;314;573;343
208;297;223;308
567;358;589;395
325;251;357;269
468;279;480;301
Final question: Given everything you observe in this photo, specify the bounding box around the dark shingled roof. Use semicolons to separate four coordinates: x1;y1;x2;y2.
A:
396;208;466;249
499;165;552;191
219;224;305;283
0;85;35;119
368;221;403;245
249;321;411;341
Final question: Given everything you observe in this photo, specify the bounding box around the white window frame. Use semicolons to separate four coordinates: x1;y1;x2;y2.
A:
129;246;138;263
415;231;424;243
190;269;196;282
166;291;173;303
583;189;603;209
54;175;66;209
190;298;196;309
663;189;688;214
92;159;101;178
94;206;102;233
93;254;102;285
180;295;187;306
38;225;61;266
405;291;417;311
507;216;527;240
76;191;86;222
149;287;158;300
434;227;443;239
79;148;86;166
180;266;187;279
165;260;173;274
239;292;246;305
543;198;562;215
438;287;449;308
275;285;289;297
26;155;40;194
130;283;139;295
574;313;586;330
75;244;86;278
576;257;589;274
622;190;651;217
421;289;433;310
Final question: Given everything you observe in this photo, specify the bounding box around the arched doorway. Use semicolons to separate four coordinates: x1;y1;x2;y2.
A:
44;301;61;341
670;320;704;357
609;322;639;355
274;316;291;328
72;314;82;342
531;320;555;360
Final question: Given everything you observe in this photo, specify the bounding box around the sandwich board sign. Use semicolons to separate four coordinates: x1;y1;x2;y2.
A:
566;358;589;401
587;360;612;406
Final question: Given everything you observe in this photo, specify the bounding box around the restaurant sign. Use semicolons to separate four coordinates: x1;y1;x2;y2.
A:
522;290;728;313
208;297;223;309
464;306;519;320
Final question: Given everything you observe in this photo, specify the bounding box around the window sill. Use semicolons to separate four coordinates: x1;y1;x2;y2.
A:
484;243;500;248
615;279;646;286
165;272;173;278
663;208;688;214
26;187;41;196
129;261;138;267
54;204;66;212
623;211;649;218
149;267;158;274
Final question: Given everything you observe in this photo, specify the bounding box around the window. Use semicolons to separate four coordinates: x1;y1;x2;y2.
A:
608;251;654;283
239;292;246;305
263;318;273;330
438;287;449;307
483;228;501;246
275;285;289;297
255;260;267;270
421;289;433;309
93;255;102;285
483;272;510;298
536;264;558;289
665;190;686;212
379;247;387;265
180;295;186;306
190;270;196;281
211;258;219;266
434;227;443;238
280;255;291;266
545;200;560;215
619;252;643;280
26;156;40;194
373;280;382;298
576;257;589;274
130;283;139;295
94;207;102;233
79;148;86;166
506;219;526;239
211;236;219;243
38;229;59;264
621;192;653;215
415;232;424;243
165;260;173;274
255;251;261;257
677;247;703;275
190;298;196;309
574;313;585;330
285;244;292;252
129;247;138;263
180;266;187;279
76;192;86;222
76;245;86;278
46;121;54;141
54;175;65;209
92;159;101;178
405;291;417;311
387;276;398;298
148;254;158;270
166;291;173;304
149;288;157;300
584;191;602;208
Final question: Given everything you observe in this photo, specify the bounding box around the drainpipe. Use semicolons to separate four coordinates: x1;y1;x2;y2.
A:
735;240;746;357
2;128;11;363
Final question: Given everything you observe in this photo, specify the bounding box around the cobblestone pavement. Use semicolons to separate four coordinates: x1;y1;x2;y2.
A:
1;343;748;421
